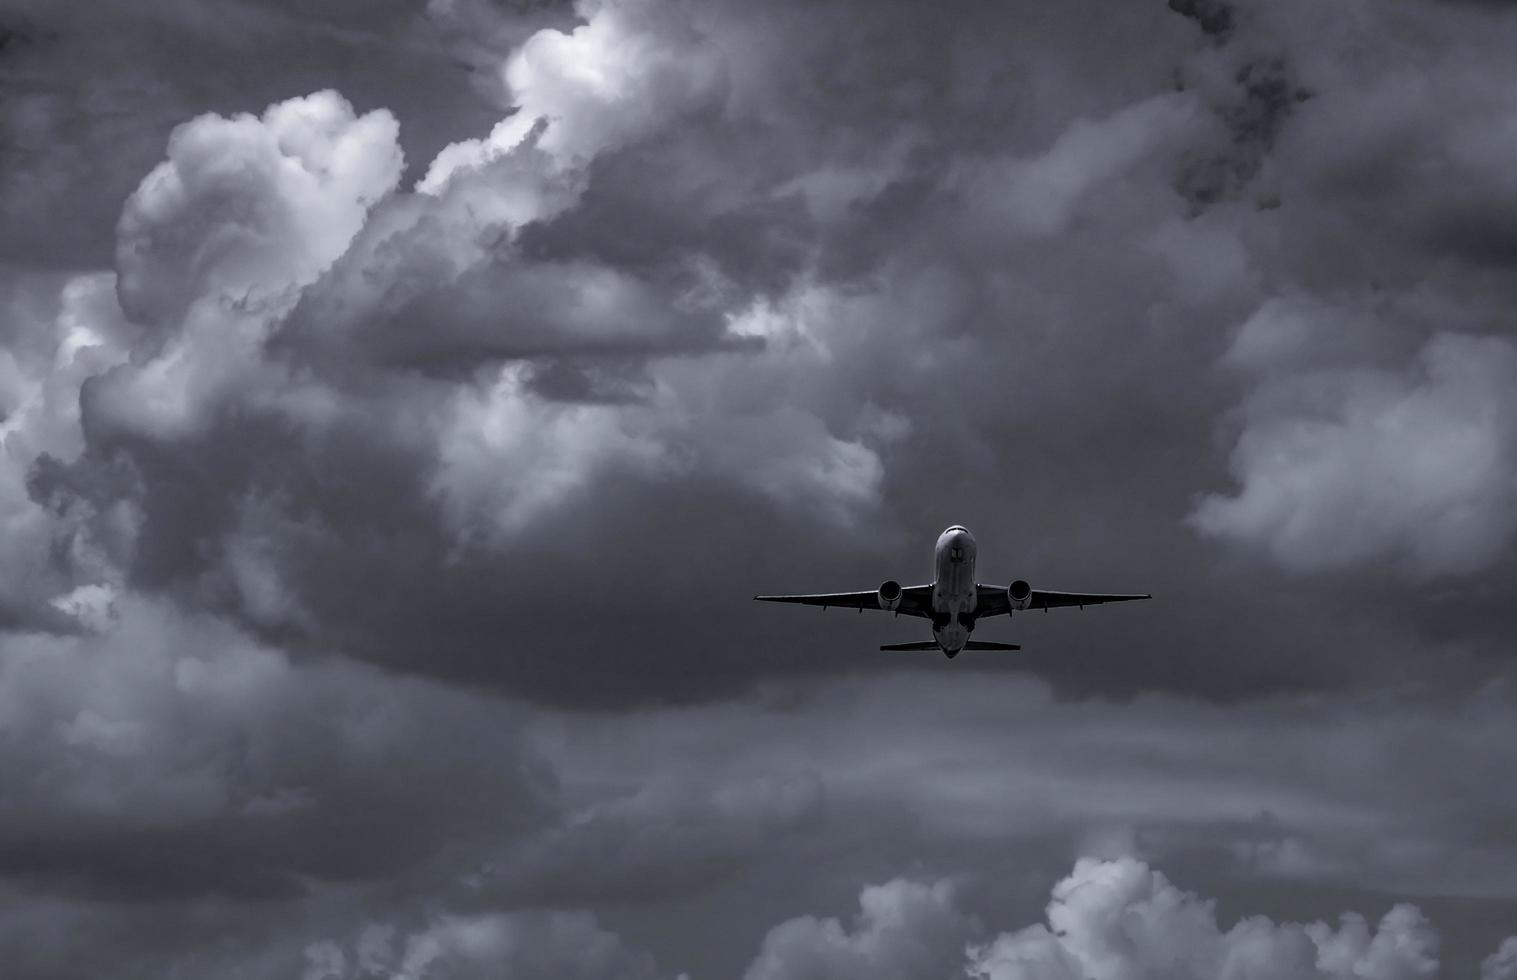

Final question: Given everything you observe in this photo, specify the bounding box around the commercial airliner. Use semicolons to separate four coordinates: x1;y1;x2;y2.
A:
755;525;1149;657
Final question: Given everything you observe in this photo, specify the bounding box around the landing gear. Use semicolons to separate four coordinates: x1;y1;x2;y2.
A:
932;612;978;631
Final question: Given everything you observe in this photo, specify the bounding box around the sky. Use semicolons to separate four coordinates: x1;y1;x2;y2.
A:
1;0;1517;976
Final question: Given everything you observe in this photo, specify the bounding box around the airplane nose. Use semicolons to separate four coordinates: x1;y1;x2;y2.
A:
940;526;972;562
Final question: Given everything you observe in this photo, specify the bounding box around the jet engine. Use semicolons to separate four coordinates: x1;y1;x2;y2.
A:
1008;579;1033;611
877;580;903;612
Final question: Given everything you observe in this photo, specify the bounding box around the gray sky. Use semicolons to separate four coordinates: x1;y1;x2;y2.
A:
2;0;1517;976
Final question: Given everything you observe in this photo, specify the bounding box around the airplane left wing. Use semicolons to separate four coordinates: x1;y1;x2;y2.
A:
974;584;1150;618
754;584;935;618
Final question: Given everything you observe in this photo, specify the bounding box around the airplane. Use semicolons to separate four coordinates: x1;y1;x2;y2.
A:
754;524;1149;658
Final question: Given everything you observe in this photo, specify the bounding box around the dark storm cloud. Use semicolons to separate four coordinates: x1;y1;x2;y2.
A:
2;665;1514;977
6;0;1517;976
536;673;1517;904
1169;0;1235;40
6;0;1517;708
0;599;555;901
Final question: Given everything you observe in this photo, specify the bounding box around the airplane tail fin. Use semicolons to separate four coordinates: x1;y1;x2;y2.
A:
964;640;1021;651
879;641;940;651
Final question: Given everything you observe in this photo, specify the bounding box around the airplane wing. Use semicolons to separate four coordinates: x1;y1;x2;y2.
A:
753;584;935;618
974;584;1151;618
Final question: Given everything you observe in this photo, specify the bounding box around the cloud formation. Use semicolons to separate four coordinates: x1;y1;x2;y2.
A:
966;858;1440;980
1193;299;1517;577
743;878;977;980
0;596;550;900
6;0;1517;975
742;858;1500;980
305;910;661;980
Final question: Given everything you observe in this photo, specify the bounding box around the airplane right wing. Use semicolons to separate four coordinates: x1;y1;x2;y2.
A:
974;584;1150;618
753;584;935;618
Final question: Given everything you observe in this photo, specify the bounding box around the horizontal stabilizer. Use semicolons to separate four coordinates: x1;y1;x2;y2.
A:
878;640;1024;652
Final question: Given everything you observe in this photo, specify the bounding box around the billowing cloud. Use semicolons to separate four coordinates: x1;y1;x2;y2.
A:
6;0;1517;975
93;90;401;442
740;858;1517;980
1485;938;1517;980
0;272;137;629
744;878;977;980
1193;298;1517;577
967;858;1440;980
115;90;402;327
421;0;725;188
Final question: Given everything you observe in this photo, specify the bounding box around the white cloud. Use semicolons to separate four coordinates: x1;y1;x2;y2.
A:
419;0;724;191
968;858;1440;980
743;878;978;980
0;273;137;628
737;858;1517;980
93;91;403;442
431;364;669;536
116;90;402;326
1193;301;1517;576
430;356;887;539
1484;938;1517;980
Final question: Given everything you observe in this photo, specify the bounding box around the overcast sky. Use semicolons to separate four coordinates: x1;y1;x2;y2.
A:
2;0;1517;976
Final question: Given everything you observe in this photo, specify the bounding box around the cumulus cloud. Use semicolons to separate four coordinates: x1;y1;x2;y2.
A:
739;858;1517;980
1193;298;1517;577
8;0;1517;974
92;91;402;443
1485;938;1517;980
967;858;1440;980
744;878;977;980
0;272;137;629
0;0;498;269
8;2;897;661
115;90;402;326
421;0;724;188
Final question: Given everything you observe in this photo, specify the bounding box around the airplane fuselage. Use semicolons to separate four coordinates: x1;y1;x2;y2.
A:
931;525;978;655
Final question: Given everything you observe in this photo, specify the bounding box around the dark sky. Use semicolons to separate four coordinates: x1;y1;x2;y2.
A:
2;0;1516;976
